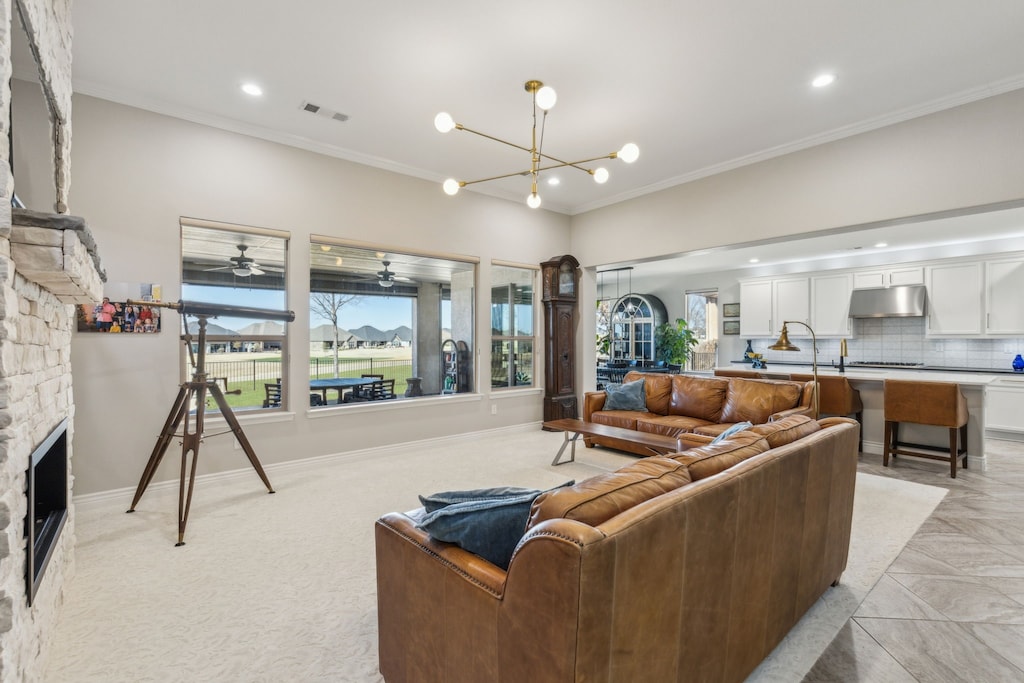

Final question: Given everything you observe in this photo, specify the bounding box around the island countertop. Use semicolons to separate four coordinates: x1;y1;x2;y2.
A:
707;364;1009;471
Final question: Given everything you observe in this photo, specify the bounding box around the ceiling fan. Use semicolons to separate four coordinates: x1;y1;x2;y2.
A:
376;260;411;288
204;244;284;277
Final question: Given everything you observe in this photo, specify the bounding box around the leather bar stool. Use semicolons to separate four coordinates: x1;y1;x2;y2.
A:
791;374;864;452
883;379;968;478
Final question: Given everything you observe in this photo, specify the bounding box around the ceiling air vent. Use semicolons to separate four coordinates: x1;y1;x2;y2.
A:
299;101;349;123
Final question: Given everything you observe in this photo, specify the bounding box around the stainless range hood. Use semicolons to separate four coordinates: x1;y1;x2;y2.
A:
848;285;928;318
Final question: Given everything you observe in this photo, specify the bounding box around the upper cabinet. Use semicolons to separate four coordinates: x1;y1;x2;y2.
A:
811;273;853;337
925;262;983;336
773;277;810;336
985;257;1024;335
852;266;924;289
739;277;810;338
739;280;773;337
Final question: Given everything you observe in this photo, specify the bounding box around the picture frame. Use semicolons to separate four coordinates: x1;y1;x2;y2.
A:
723;320;741;335
722;303;740;318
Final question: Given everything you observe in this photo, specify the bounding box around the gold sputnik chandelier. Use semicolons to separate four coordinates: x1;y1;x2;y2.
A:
434;79;639;209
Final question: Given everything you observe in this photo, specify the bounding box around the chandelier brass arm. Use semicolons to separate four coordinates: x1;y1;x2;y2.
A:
435;79;639;209
453;153;632;189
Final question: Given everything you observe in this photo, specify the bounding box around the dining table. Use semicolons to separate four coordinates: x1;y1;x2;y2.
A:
309;377;379;404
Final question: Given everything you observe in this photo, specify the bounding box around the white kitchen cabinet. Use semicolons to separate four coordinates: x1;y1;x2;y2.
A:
739;280;773;337
985;258;1024;334
986;378;1024;433
811;273;853;337
773;277;811;336
926;262;983;336
739;277;809;338
852;266;924;289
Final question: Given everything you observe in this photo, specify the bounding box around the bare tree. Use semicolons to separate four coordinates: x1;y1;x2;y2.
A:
310;292;362;376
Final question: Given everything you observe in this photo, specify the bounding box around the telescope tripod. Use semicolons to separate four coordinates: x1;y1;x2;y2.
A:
127;315;274;545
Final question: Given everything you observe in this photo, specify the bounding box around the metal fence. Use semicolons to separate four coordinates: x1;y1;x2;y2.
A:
204;356;414;389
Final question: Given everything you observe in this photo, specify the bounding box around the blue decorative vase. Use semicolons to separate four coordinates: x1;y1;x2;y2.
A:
1013;354;1024;372
744;340;754;363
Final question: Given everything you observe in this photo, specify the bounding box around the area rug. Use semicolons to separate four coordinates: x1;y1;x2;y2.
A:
45;427;946;682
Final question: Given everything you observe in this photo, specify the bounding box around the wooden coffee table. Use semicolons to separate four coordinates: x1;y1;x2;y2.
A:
543;418;687;465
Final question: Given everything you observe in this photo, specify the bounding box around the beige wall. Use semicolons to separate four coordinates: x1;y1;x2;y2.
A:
57;91;570;496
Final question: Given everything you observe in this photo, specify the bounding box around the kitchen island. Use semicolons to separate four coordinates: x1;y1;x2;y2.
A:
712;364;1001;471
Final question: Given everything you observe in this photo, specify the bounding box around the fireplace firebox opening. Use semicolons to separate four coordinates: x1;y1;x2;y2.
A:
25;417;69;606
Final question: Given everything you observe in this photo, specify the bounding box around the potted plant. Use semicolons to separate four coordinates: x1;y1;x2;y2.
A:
655;318;698;369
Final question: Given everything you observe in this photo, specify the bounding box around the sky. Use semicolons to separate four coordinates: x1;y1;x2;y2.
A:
182;284;415;332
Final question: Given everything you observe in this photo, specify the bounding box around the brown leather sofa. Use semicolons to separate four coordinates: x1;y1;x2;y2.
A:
375;415;860;682
582;370;814;455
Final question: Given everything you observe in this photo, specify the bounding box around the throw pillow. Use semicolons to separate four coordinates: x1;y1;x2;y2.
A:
603;378;647;412
419;485;542;513
710;421;753;444
416;481;573;569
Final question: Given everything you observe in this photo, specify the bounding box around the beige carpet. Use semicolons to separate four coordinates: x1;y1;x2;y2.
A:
45;427;946;682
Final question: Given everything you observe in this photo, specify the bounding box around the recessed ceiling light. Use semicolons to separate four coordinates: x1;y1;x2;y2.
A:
749;258;760;264
241;83;263;97
547;177;560;186
811;73;836;88
874;242;888;248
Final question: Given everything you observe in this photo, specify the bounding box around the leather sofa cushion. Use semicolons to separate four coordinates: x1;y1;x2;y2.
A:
592;410;649;431
527;457;692;530
636;414;715;437
719;378;803;424
750;414;822;448
669;375;729;422
624;371;673;415
671;431;770;481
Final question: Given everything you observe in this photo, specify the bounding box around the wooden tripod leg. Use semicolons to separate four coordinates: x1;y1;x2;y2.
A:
127;384;191;512
177;429;202;546
208;383;275;493
174;382;208;546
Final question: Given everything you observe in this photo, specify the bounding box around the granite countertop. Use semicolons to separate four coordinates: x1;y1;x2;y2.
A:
720;362;1017;386
732;360;1024;376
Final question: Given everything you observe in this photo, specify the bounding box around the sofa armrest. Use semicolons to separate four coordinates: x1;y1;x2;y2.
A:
771;406;815;421
376;511;508;596
583;391;607;421
676;433;715;450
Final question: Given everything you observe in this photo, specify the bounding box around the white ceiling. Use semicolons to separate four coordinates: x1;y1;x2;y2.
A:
12;2;1024;275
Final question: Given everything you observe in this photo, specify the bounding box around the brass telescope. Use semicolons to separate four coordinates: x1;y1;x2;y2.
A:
125;298;293;545
126;298;296;322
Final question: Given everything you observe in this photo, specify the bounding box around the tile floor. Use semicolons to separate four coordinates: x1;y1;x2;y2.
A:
805;438;1024;682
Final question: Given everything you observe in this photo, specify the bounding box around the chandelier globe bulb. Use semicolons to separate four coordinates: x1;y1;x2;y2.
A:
535;86;557;111
442;178;461;196
593;167;610;184
526;192;542;209
434;112;456;133
618;143;640;164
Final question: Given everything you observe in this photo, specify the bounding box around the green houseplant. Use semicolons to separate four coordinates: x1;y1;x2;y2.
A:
654;318;699;368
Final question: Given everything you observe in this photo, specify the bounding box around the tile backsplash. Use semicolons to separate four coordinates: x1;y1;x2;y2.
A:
750;318;1024;371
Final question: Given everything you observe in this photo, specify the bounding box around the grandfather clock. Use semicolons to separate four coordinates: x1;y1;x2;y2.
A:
541;255;580;423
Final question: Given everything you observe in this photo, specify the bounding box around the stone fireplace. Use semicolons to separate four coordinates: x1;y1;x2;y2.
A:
1;0;101;679
0;211;103;679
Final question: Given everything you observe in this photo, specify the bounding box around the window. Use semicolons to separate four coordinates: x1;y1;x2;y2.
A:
490;265;536;388
309;239;476;405
610;294;666;363
685;289;719;371
180;219;289;411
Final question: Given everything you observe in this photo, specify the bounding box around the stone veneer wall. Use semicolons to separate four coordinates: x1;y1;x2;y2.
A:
1;1;81;680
